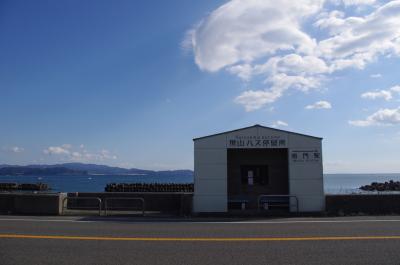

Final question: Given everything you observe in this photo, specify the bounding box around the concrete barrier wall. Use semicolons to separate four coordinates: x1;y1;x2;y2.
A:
0;193;66;215
4;193;398;216
67;192;193;215
326;194;400;215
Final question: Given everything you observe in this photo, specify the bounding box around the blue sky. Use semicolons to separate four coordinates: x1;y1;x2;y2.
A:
1;0;400;173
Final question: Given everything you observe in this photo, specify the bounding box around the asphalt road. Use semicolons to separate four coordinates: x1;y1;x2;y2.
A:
1;215;400;265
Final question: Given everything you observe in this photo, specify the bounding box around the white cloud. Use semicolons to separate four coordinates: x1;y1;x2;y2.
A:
100;149;118;160
390;85;400;93
349;107;400;126
271;120;289;128
361;90;393;101
341;0;377;6
234;90;282;112
74;149;117;161
370;73;382;78
62;144;72;149
11;146;24;153
187;0;322;72
361;85;400;101
274;54;330;75
227;64;254;81
78;150;117;161
43;146;70;155
43;144;73;155
4;146;24;153
43;145;117;161
305;100;332;109
71;152;82;158
317;1;400;69
187;0;400;111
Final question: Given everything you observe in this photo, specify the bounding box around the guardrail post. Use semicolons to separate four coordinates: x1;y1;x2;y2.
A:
257;195;299;213
104;197;145;216
61;197;102;216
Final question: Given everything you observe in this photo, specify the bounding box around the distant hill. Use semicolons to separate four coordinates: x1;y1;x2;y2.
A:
0;166;87;176
58;163;152;175
0;163;194;177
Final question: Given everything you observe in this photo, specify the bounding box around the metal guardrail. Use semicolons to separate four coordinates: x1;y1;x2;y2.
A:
228;199;250;210
62;197;102;216
104;197;145;216
257;195;299;212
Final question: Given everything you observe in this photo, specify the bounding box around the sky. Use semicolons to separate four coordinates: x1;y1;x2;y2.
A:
1;0;400;173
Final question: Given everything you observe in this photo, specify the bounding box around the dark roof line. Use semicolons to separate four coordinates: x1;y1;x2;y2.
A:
193;124;322;141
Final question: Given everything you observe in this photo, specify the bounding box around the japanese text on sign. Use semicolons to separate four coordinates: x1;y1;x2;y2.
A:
291;150;321;163
227;135;287;148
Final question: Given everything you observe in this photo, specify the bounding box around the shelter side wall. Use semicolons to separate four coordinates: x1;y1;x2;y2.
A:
194;134;227;149
288;135;324;212
296;195;325;212
193;145;227;212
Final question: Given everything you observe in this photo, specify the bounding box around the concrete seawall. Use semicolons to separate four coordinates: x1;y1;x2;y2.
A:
326;194;400;215
0;192;193;216
0;193;66;215
2;193;400;216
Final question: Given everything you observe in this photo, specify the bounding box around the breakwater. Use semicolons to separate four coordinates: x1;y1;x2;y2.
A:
0;183;49;191
326;194;400;215
360;180;400;191
105;183;194;192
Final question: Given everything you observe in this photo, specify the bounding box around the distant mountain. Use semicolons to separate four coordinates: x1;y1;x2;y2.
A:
57;163;153;175
152;170;195;178
0;166;87;176
0;164;16;168
0;163;194;177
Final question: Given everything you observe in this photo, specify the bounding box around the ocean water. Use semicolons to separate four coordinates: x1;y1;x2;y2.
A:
0;173;400;194
0;174;193;193
324;173;400;194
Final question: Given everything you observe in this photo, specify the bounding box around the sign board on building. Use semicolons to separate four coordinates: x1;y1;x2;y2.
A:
291;150;321;163
227;135;288;149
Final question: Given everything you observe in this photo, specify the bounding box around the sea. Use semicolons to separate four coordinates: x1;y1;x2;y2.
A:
0;174;193;193
0;173;400;194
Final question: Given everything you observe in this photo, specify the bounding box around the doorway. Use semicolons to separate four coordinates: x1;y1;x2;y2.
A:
227;148;289;210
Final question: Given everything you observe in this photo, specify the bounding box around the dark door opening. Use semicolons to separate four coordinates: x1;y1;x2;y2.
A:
241;165;269;186
228;148;289;210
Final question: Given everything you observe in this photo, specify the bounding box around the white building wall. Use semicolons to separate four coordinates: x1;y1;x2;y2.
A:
288;134;324;212
255;127;289;142
225;127;259;144
193;134;227;212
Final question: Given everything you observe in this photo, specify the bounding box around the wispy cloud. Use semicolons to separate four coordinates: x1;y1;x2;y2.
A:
43;144;117;161
3;146;25;153
361;90;393;101
234;90;281;112
341;0;377;6
271;120;289;128
186;0;400;111
305;100;332;109
43;145;70;155
370;73;382;78
361;85;400;101
349;107;400;126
